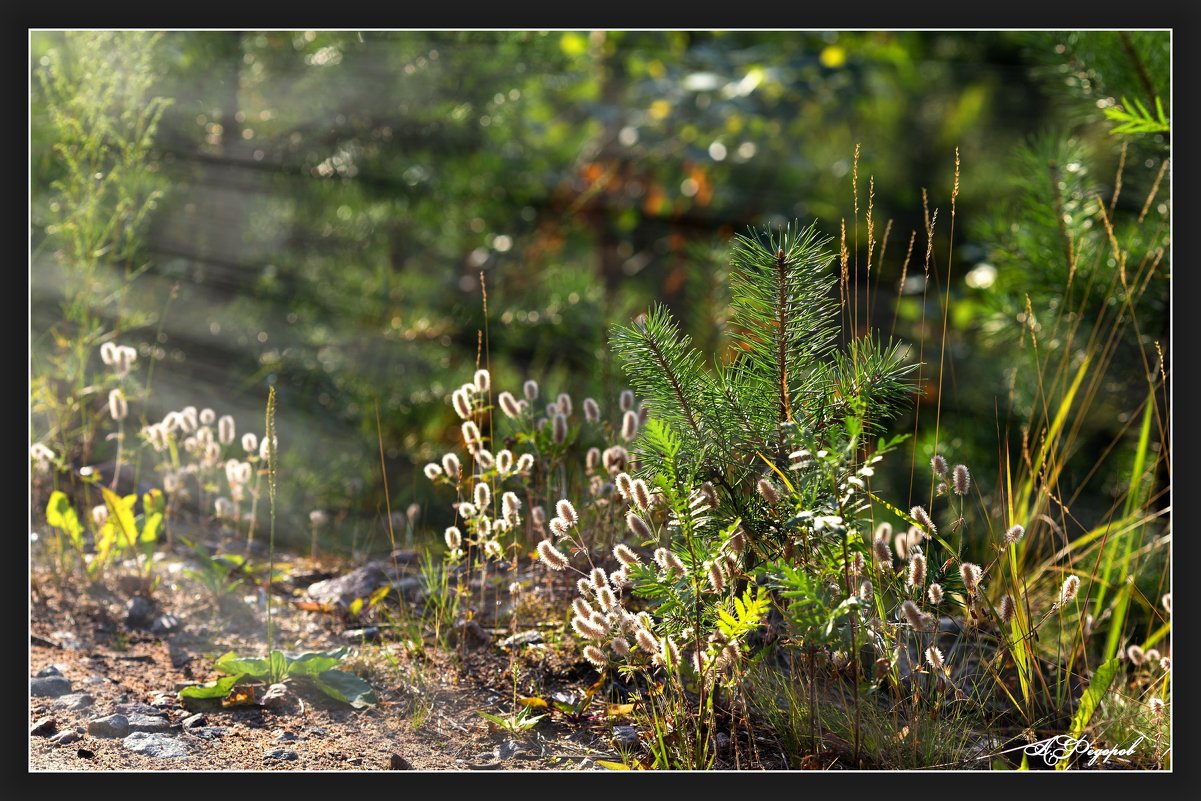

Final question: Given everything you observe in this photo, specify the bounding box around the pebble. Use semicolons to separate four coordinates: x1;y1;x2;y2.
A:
151;613;181;635
115;702;165;717
88;714;130;738
76;748;95;759
127;713;174;734
497;630;543;649
30;716;57;737
30;675;73;698
261;683;291;709
186;727;229;740
340;627;381;643
273;730;301;742
124;732;188;759
52;693;95;712
611;725;640;749
181;713;207;729
125;596;157;629
84;675;106;685
389;753;413;770
35;665;63;678
50;729;82;746
265;748;299;761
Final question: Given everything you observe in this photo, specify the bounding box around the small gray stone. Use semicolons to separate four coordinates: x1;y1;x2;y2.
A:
715;732;732;755
340;627;381;643
84;675;106;685
611;725;640;749
31;716;57;737
125;596;156;629
36;665;63;678
49;729;81;746
114;703;164;718
186;727;229;740
123;732;187;759
31;676;73;697
127;714;174;734
151;613;181;635
52;693;95;712
274;730;301;742
88;714;130;738
497;630;543;649
265;748;298;761
181;713;207;729
496;739;532;760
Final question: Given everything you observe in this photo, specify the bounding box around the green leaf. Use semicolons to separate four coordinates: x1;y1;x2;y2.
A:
312;669;377;708
268;650;289;684
46;491;84;549
288;647;350;677
178;673;245;700
101;486;139;550
1056;657;1120;770
213;651;271;680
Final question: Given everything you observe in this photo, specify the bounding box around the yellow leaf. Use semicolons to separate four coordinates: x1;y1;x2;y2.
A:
596;760;631;770
221;686;256;708
348;598;364;617
820;45;847;69
518;696;548;709
606;703;636;717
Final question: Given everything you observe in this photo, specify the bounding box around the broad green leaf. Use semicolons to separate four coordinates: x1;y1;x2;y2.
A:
288;648;349;677
214;651;271;679
312;669;377;708
268;650;289;684
46;491;84;549
178;673;244;700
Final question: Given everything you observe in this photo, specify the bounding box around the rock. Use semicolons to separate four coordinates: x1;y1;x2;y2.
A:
181;713;207;730
496;739;533;760
261;683;290;709
497;630;543;649
76;748;95;759
52;693;95;712
186;727;229;741
273;730;301;742
346;756;363;766
307;565;391;607
265;748;298;761
84;675;106;685
36;665;63;678
88;714;130;738
31;676;73;697
127;714;174;734
611;725;640;749
341;627;381;643
50;729;81;746
389;753;413;770
715;732;733;755
30;716;57;737
452;619;492;649
125;596;157;630
151;613;182;635
124;732;188;759
51;630;83;650
115;703;166;718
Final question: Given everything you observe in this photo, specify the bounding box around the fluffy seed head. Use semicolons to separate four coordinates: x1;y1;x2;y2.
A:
619;389;635;412
577;578;593;596
596;586;617;612
483;539;503;560
498;391;521;419
959;562;983;594
91;504;108;526
583;397;600;423
635;628;658;653
925;646;945;672
1162;593;1171;615
928;583;944;605
1149;697;1165;718
1005;524;1026;546
602;446;628;474
872;537;893;570
1126;645;1146;666
851;551;865;577
549;517;569;538
537;540;569;570
757;478;779;505
461;421;481;447
910;505;935;533
611;637;630;657
613;543;641;567
1145;648;1161;663
100;341;118;366
931;454;948;477
859;579;873;600
552;413;568;444
590;567;608;591
515;453;534;474
473;369;490;394
900;600;927;630
556;499;578;527
214;497;235;519
585;447;601;473
660;636;680;668
573;598;594;619
620;410;639;442
442;453;461;479
180;406;199;433
1057;575;1080;607
653;548;686;574
615;472;633;499
474;482;491;509
1000;594;1016;624
444;526;462;550
475;449;495;469
106;389;128;422
241;433;258;454
501;491;521;521
1160;657;1171;671
457;501;478;519
952;464;971;496
631;479;652;511
875;521;894;541
451;389;472;420
707;562;725;594
523;379;539;401
573;617;608;642
907;552;927;589
213;415;233;445
423;463;444;481
556;393;573;417
626;511;651;540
